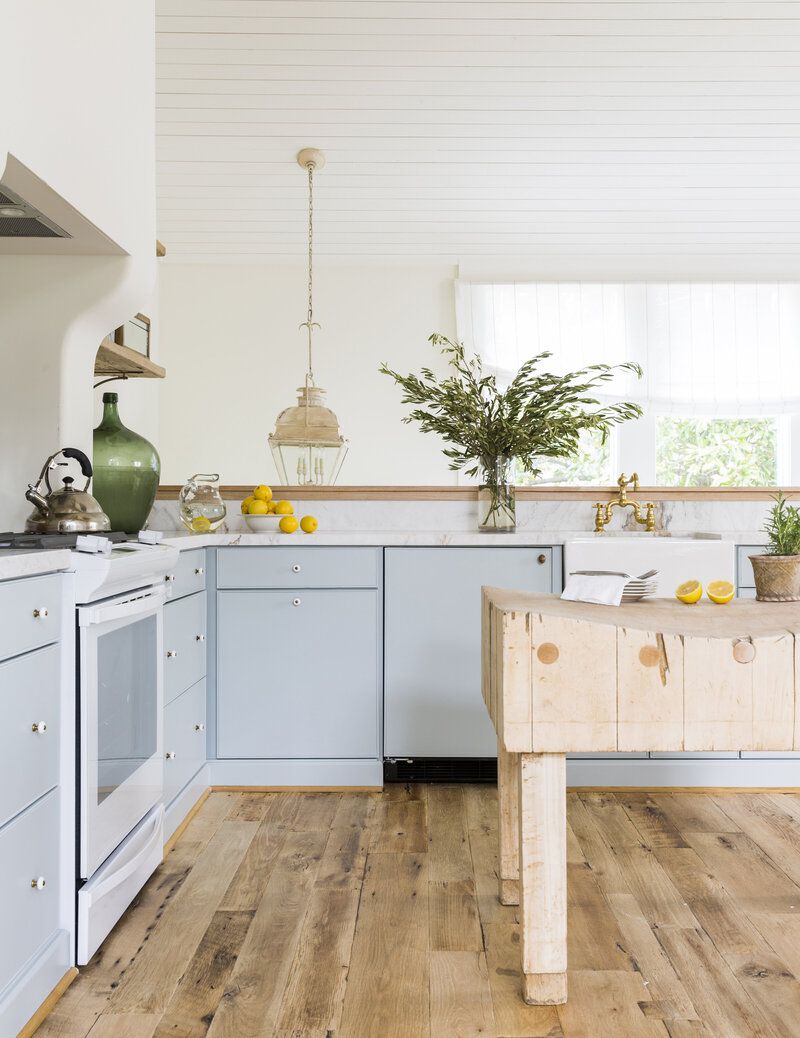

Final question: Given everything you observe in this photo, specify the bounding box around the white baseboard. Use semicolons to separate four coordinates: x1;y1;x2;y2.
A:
566;756;800;788
164;765;209;842
209;758;383;788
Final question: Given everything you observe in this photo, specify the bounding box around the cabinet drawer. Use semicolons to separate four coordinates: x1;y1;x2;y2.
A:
217;590;379;759
0;645;60;826
164;591;207;705
0;789;60;993
737;545;765;589
217;547;379;589
165;549;207;601
164;679;207;805
0;574;61;662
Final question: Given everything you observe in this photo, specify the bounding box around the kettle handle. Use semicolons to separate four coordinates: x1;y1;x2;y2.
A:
62;448;93;482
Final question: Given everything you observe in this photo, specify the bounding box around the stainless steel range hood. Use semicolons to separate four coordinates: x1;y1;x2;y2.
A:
0;183;70;239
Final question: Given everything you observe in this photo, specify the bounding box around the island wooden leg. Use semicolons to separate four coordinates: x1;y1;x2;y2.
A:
497;737;520;905
518;751;568;1005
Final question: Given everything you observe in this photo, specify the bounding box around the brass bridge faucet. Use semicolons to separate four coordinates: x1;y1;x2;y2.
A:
594;473;655;533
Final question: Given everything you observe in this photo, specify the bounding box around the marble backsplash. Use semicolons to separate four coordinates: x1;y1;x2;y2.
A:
148;496;772;541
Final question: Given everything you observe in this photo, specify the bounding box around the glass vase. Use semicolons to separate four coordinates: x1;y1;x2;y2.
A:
93;392;161;534
478;457;516;533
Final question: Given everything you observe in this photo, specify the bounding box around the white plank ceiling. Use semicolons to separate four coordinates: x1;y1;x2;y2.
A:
156;1;800;271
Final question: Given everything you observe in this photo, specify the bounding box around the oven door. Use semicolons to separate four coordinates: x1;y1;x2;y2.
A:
79;586;165;879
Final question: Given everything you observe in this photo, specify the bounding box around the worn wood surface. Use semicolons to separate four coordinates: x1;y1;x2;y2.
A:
30;786;800;1038
482;589;800;754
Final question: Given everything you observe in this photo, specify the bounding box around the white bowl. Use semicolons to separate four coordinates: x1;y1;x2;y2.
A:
244;513;282;532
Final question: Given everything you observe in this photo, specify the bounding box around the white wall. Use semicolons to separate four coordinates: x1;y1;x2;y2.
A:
0;2;157;529
157;262;459;486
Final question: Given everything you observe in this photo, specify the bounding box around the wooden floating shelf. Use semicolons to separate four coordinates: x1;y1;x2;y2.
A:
155;484;798;502
95;337;166;380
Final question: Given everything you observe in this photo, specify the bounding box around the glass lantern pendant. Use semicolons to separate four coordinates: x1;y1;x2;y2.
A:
269;148;349;486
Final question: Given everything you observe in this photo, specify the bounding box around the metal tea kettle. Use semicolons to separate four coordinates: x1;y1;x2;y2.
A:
25;448;111;534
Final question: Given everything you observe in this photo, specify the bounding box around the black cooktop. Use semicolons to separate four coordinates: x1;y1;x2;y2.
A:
0;531;132;550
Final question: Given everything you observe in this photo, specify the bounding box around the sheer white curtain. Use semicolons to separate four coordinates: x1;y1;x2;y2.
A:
455;281;800;416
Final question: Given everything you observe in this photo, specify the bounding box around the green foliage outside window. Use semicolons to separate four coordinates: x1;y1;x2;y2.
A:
518;429;611;485
655;416;777;487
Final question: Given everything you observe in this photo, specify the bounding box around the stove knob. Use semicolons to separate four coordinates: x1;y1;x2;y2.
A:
32;607;49;619
31;721;47;734
30;876;46;891
166;650;178;658
165;751;176;760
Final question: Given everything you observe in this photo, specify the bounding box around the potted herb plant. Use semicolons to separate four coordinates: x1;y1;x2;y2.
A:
750;492;800;601
380;334;643;532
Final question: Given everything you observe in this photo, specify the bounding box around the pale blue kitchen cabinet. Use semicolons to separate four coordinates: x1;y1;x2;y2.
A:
217;587;380;759
384;546;560;758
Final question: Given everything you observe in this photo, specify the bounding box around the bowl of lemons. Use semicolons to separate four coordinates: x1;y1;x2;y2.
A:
241;485;318;535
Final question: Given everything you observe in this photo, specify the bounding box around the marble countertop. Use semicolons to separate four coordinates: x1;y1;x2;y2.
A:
160;529;771;550
0;548;73;582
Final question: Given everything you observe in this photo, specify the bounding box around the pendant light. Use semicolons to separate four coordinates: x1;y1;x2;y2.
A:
268;148;349;486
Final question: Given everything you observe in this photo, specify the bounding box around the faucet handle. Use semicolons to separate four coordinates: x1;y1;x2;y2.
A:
630;472;640;491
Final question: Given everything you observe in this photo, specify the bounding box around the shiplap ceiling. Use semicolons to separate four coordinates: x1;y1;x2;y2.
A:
156;1;800;270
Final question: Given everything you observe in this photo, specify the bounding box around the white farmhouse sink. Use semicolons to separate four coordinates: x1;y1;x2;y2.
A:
564;535;735;598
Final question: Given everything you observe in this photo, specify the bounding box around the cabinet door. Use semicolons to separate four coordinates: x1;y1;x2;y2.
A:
385;547;554;757
217;590;379;759
164;591;207;705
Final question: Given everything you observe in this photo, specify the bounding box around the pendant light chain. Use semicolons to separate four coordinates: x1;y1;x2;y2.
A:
304;160;318;388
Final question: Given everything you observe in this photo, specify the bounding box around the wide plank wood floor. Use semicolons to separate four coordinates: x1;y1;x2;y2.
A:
34;786;800;1038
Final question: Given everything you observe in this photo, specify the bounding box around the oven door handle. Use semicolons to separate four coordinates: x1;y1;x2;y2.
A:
79;586;166;627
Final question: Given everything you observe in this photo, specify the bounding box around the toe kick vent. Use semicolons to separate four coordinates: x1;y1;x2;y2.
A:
384;757;498;783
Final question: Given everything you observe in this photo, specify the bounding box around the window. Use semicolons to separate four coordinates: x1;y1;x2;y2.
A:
456;281;800;486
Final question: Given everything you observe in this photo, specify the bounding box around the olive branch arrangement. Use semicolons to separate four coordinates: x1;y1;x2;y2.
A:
380;334;644;489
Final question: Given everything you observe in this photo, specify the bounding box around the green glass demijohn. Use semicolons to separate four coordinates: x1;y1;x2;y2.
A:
93;392;161;533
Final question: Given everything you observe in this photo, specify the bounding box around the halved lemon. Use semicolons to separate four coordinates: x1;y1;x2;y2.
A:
676;579;703;605
707;580;735;605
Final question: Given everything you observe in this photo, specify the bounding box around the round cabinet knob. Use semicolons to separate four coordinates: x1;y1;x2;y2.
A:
194;723;206;732
165;751;176;760
537;554;547;565
30;876;46;891
31;721;47;734
291;564;301;573
166;649;178;658
196;634;206;642
32;607;49;619
165;574;176;583
195;567;204;575
292;598;301;607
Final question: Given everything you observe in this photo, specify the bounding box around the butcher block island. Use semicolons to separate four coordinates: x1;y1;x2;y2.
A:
481;589;800;1007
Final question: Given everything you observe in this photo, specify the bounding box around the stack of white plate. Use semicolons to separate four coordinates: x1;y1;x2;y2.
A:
621;575;658;602
570;569;659;602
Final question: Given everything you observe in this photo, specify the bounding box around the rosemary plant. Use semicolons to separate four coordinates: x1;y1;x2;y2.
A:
763;492;800;556
380;334;643;529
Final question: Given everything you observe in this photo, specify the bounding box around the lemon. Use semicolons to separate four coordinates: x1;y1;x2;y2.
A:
300;515;318;534
191;516;211;533
707;580;735;605
274;500;294;515
241;495;255;514
253;484;273;502
279;515;299;534
248;499;270;515
676;579;703;605
267;502;278;514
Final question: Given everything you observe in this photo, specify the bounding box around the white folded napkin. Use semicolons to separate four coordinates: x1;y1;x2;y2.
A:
561;573;628;606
